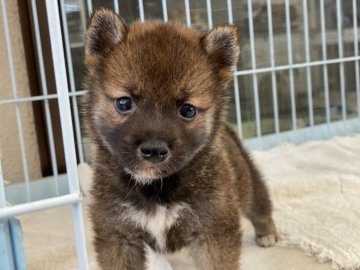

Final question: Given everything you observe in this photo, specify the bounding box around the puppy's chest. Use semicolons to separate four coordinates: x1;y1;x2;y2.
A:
121;202;191;251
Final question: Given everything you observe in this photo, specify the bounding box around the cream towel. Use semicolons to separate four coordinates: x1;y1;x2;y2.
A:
252;135;360;270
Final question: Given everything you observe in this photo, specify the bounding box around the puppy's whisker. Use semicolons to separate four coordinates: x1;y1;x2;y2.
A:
124;180;137;200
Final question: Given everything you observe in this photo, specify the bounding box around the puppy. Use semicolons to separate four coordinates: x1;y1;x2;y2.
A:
83;7;277;270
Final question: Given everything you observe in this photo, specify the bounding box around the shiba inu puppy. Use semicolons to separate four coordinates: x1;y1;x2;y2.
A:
83;7;277;270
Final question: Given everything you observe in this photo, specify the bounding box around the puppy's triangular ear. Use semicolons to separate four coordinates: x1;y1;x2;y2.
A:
201;25;240;78
85;8;128;60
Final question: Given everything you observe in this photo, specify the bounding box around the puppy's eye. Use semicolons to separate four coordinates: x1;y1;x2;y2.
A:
179;104;197;120
116;97;133;113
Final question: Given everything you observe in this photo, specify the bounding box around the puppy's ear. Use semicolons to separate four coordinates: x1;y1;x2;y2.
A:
201;25;240;79
85;8;128;63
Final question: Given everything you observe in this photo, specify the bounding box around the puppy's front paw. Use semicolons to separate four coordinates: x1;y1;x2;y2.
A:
256;234;277;247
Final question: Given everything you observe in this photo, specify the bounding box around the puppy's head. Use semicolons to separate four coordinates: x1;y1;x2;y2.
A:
83;8;240;184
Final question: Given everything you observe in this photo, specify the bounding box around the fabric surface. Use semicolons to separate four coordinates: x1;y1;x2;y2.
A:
252;135;360;270
20;135;360;269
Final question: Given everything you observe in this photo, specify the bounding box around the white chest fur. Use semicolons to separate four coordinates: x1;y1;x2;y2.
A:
145;244;173;270
121;203;189;250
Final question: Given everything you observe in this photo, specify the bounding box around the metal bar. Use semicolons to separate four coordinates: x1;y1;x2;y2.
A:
247;0;261;137
0;91;86;106
320;0;331;123
0;94;58;105
206;0;213;29
138;0;145;22
233;76;243;137
161;0;168;22
0;159;6;208
285;0;297;130
1;0;31;202
79;0;87;33
71;91;87;97
226;0;242;137
0;166;16;270
0;193;82;219
227;0;233;24
8;219;27;270
1;54;359;103
60;0;85;163
0;222;15;270
245;118;360;151
184;0;191;27
336;0;346;120
31;0;60;195
266;0;280;134
45;1;89;269
234;56;360;76
87;0;93;15
354;0;360;119
71;203;88;270
303;0;314;126
114;0;119;14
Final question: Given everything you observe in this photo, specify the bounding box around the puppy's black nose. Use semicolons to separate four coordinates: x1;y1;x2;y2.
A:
139;141;169;163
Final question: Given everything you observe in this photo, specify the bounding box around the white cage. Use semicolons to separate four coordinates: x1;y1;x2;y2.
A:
0;0;359;269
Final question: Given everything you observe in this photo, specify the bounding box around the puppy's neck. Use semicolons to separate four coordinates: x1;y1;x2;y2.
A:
133;174;181;204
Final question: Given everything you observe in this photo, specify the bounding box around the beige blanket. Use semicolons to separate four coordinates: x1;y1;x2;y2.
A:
20;135;360;269
252;135;360;270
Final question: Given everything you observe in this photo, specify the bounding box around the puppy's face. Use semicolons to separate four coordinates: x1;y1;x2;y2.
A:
83;8;239;183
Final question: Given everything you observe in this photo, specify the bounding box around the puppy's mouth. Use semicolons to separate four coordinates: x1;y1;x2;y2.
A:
124;164;171;185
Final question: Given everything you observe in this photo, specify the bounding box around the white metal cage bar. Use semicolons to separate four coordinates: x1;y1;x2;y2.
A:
336;0;346;121
87;0;93;15
0;193;82;220
247;0;261;138
161;0;168;22
285;0;297;130
0;159;6;208
114;0;119;14
30;0;60;196
302;0;314;127
266;0;280;135
206;0;213;29
60;0;85;163
226;0;233;25
226;0;243;137
1;0;31;202
138;0;145;22
234;56;360;76
232;76;243;137
354;0;360;119
184;0;191;27
45;1;89;269
0;91;85;105
320;0;331;124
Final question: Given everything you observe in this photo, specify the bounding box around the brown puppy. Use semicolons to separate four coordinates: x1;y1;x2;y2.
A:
83;7;277;270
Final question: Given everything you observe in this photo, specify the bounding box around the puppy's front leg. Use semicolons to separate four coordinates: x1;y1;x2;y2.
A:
94;232;146;270
191;222;242;270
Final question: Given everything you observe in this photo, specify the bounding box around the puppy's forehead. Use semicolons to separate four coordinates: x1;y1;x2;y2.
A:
104;22;213;103
126;21;203;66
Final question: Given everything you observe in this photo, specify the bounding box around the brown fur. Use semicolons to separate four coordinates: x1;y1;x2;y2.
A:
82;7;276;270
